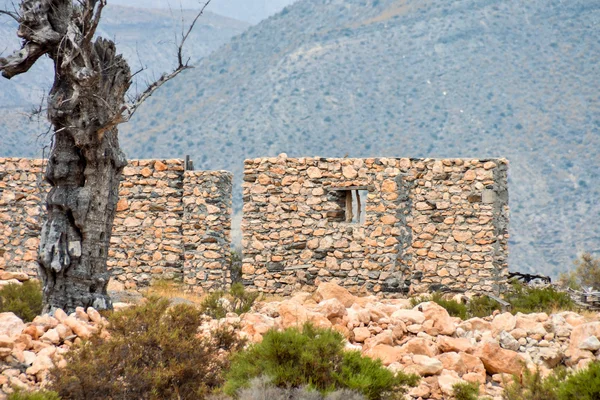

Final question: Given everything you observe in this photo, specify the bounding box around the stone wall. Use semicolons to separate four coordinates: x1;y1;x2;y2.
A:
241;155;509;296
183;171;233;292
0;158;232;292
0;158;45;278
1;155;510;297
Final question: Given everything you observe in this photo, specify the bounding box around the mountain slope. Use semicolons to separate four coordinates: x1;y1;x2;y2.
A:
120;0;600;277
109;0;298;23
0;5;249;108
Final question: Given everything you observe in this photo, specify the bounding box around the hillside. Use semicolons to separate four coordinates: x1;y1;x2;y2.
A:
110;0;298;23
0;4;249;108
2;0;599;277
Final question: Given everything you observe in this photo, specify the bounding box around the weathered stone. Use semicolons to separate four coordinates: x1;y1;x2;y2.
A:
476;341;524;376
0;313;25;338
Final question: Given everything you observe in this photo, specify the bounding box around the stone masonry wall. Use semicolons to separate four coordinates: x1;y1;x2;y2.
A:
241;155;509;296
0;158;231;292
183;171;233;292
0;158;46;278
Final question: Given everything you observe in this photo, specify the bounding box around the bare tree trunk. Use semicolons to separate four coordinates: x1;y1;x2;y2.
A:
1;1;130;313
39;36;131;313
1;0;210;313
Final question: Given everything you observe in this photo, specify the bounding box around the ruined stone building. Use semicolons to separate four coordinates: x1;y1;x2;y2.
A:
0;155;509;296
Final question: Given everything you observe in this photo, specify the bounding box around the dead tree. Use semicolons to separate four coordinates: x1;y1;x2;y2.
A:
0;0;209;313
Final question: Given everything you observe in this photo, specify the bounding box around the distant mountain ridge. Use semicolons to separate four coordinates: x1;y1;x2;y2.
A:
1;0;599;277
0;4;249;108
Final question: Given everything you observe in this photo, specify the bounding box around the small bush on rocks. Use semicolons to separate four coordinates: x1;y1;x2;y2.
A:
200;283;259;319
503;362;600;400
223;323;418;399
467;295;503;318
211;376;366;400
0;280;43;322
452;381;480;400
49;296;244;400
505;281;575;314
8;390;61;400
411;293;468;319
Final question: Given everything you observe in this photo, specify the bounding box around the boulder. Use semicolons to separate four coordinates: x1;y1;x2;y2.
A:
568;322;600;355
391;309;426;325
26;354;54;376
437;370;465;397
579;335;600;352
437;336;475;354
363;344;404;366
400;337;438;357
86;307;103;324
313;282;355;307
353;327;371;343
63;316;92;339
278;300;310;328
419;302;456;336
0;313;25;338
364;330;394;350
410;354;443;376
459;318;492;332
40;329;61;345
476;341;524;376
242;313;277;337
492;312;517;335
315;298;347;320
0;334;14;350
499;330;520;351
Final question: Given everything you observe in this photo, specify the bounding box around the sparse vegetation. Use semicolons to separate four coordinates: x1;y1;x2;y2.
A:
467;295;503;318
558;253;600;291
49;296;244;400
223;323;419;399
410;293;468;319
200;283;259;319
213;376;367;400
0;280;43;322
503;362;600;400
453;381;480;400
504;281;575;314
8;391;61;400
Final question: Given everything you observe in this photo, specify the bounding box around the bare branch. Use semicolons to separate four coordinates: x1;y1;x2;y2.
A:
0;9;19;22
83;0;106;45
0;42;47;79
177;0;211;68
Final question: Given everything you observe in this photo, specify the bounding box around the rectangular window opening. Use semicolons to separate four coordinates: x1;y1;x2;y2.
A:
327;188;367;224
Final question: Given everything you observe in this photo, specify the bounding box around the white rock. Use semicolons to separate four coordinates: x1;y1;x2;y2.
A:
579;336;600;352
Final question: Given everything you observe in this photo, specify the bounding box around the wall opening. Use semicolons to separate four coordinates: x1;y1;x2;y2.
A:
328;187;368;224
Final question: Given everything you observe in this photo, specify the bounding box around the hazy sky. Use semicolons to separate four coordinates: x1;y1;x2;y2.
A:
109;0;297;23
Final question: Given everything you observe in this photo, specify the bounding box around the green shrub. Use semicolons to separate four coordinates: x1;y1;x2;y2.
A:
50;296;244;400
505;281;575;314
333;351;419;399
468;295;503;318
0;280;43;322
555;361;600;400
223;323;418;399
200;283;259;319
410;293;468;319
503;362;600;400
8;391;61;400
453;381;480;400
218;376;367;400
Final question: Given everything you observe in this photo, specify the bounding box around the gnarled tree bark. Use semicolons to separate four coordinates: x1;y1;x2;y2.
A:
1;0;209;313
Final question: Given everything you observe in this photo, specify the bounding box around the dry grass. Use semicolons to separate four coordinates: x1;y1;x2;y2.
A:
143;279;207;305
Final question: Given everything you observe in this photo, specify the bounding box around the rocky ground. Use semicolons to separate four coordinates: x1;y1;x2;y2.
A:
1;281;599;399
